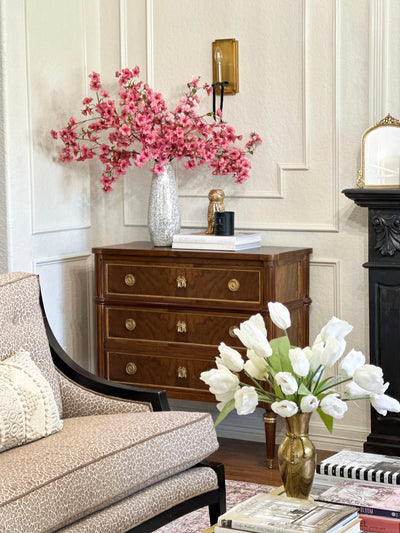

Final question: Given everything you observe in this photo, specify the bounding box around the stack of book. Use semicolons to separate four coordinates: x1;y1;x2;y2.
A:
172;232;262;251
214;492;360;533
315;449;400;532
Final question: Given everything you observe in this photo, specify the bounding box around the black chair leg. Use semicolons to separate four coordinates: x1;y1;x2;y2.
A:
206;461;226;524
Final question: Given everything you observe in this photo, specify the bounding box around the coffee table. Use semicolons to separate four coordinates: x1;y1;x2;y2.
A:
201;527;215;533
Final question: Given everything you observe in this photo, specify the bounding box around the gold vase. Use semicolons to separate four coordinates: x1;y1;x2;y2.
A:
278;413;315;499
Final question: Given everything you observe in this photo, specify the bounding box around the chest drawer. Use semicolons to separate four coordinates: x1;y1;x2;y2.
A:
107;351;211;393
105;263;261;305
105;306;249;348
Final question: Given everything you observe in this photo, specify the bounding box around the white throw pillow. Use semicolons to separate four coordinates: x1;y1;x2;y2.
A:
0;350;63;452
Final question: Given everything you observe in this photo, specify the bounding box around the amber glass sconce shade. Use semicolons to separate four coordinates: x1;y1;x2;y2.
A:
212;39;238;95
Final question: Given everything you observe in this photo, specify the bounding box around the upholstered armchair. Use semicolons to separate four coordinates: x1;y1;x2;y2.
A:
0;272;225;532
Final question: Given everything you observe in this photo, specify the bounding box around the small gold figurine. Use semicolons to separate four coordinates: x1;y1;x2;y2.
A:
206;189;225;234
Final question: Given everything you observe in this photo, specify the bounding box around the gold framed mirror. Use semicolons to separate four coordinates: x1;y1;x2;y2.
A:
357;114;400;188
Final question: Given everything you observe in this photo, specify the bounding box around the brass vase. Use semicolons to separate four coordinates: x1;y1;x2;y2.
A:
278;413;316;499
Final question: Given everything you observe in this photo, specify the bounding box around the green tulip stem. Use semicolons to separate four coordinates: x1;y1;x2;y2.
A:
316;375;353;395
241;372;282;402
342;395;371;402
310;365;324;393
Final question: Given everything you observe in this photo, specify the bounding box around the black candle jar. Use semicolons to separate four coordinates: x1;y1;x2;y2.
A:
214;211;234;236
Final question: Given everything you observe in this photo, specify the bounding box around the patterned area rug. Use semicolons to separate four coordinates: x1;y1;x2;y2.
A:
155;480;274;533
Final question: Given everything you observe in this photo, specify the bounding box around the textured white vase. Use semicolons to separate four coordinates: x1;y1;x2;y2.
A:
148;163;181;246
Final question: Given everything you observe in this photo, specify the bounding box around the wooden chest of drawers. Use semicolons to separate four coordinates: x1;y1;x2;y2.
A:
93;241;312;464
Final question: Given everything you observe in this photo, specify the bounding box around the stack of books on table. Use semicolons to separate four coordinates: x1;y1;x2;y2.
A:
171;232;261;251
214;492;360;533
314;449;400;532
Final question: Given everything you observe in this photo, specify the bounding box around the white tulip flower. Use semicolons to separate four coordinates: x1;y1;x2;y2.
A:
216;342;244;372
289;347;310;377
338;349;366;377
343;381;370;398
200;367;239;401
268;302;291;331
320;316;353;343
247;313;267;336
234;386;259;415
353;364;387;394
320;394;348;419
319;337;346;368
304;344;322;372
234;315;272;358
244;349;268;380
275;372;298;395
370;393;400;416
300;394;319;413
271;400;298;417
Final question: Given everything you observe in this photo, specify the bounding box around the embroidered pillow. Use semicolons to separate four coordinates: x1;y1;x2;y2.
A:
0;350;63;452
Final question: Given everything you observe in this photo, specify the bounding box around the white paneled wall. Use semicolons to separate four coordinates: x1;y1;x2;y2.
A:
33;253;94;371
1;0;398;449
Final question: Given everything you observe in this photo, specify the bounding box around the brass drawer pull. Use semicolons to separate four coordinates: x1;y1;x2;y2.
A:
124;274;136;287
228;278;240;292
125;362;137;375
177;320;187;333
177;366;187;378
176;275;187;288
125;318;136;331
229;326;238;338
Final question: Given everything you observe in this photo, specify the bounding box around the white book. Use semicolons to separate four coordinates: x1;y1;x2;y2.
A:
171;241;261;251
216;492;359;533
172;232;261;245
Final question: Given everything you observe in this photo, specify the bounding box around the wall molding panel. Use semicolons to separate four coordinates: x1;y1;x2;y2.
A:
167;0;340;234
119;0;129;70
33;252;95;372
369;0;389;124
26;0;91;235
145;0;154;87
310;259;341;313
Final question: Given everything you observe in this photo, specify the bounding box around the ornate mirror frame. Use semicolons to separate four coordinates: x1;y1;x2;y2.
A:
357;114;400;188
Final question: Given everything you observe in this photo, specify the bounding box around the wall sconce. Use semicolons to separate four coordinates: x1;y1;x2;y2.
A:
212;39;239;95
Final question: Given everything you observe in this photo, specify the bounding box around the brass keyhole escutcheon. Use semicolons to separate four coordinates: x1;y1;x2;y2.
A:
177;366;187;378
228;278;240;292
176;275;187;288
229;326;238;338
124;274;136;287
177;321;187;333
125;362;137;375
125;318;136;331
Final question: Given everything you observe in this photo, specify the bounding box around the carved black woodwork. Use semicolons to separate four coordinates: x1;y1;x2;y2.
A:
343;188;400;455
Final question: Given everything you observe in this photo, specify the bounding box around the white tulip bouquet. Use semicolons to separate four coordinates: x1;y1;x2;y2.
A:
200;302;400;432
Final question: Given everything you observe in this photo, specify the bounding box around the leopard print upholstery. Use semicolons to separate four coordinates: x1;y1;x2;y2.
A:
0;411;218;532
0;273;62;415
59;467;218;533
0;272;221;532
58;371;152;417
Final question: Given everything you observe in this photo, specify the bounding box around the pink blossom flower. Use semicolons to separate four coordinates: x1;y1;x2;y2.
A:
51;68;261;192
184;159;196;170
151;164;165;174
119;124;131;136
89;72;101;92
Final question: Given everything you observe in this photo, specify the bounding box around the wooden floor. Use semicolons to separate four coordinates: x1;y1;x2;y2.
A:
208;437;335;486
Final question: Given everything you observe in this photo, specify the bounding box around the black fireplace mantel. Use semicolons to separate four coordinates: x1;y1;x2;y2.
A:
343;188;400;455
344;188;400;208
